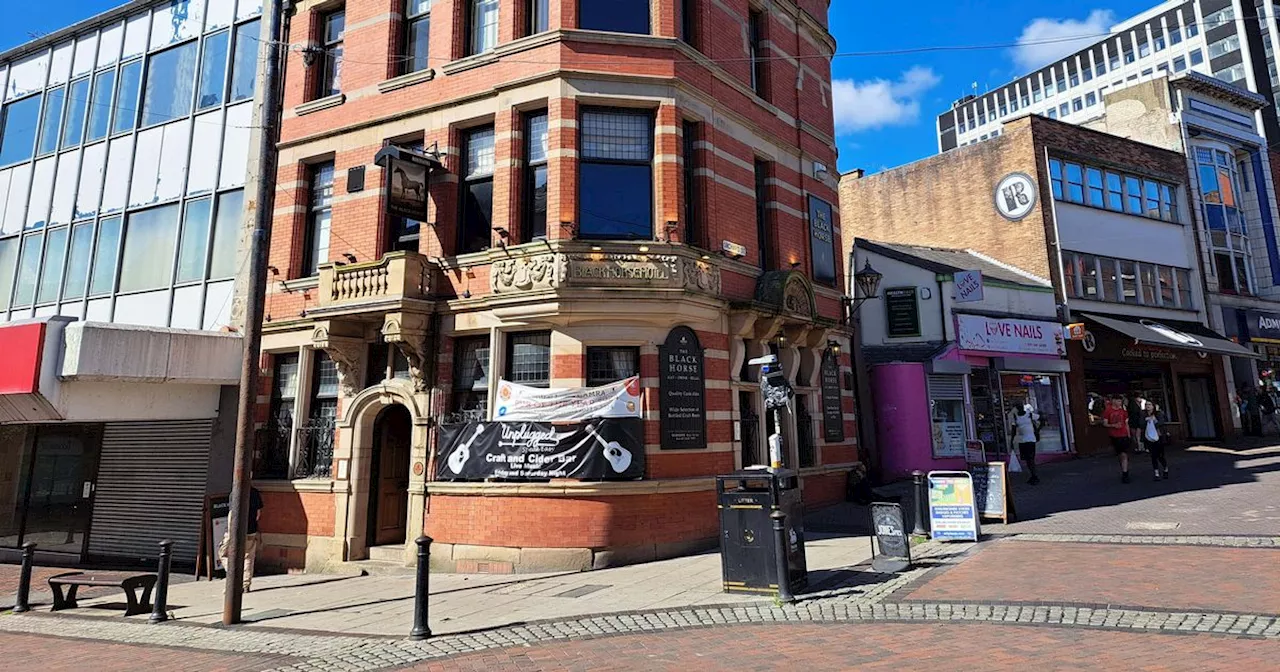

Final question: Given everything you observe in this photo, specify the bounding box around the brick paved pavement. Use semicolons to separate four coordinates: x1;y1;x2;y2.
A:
1;631;298;671
906;540;1280;614
406;622;1280;671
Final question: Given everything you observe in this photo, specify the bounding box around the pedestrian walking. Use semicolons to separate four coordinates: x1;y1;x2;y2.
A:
1011;405;1040;485
220;486;264;592
1101;395;1132;483
1258;387;1278;435
1128;394;1147;453
1144;403;1170;481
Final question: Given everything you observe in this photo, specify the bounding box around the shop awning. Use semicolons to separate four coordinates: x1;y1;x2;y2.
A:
1081;313;1261;359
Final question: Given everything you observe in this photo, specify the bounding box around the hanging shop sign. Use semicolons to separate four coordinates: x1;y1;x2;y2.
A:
436;418;645;481
808;196;837;286
374;145;440;221
926;470;980;541
659;326;707;449
495;377;642;422
953;270;984;303
820;350;845;442
956;315;1065;356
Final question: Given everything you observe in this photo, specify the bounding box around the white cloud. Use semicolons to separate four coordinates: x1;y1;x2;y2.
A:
832;66;942;133
1012;10;1116;72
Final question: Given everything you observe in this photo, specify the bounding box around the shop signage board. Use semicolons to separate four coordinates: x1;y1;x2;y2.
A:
956;314;1065;356
808;196;838;286
954;270;984;303
820;350;845;442
196;493;231;579
659;326;707;449
884;287;921;337
1247;310;1280;344
869;501;912;573
384;154;430;221
436;418;645;480
994;172;1037;221
927;471;980;541
495;377;642;422
969;462;1016;523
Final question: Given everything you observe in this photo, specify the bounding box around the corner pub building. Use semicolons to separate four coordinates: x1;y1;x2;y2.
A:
252;0;856;572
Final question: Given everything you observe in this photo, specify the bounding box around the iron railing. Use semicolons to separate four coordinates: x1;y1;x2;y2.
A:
295;417;336;479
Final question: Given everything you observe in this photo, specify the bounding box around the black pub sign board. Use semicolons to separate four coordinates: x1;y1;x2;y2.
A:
659;325;707;449
820;349;845;442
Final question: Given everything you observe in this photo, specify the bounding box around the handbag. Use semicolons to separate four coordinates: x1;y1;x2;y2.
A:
1144;418;1160;443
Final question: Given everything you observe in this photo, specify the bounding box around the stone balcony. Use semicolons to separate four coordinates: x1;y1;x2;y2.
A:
314;251;434;317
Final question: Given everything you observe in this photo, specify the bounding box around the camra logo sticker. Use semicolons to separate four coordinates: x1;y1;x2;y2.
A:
994;172;1037;221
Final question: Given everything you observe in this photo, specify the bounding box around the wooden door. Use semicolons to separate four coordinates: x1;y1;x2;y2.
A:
374;407;411;546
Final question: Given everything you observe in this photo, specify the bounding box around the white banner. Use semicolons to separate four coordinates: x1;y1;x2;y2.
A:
956;314;1065;356
495;377;642;422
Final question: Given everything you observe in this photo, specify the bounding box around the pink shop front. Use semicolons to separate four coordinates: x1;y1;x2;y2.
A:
869;314;1073;479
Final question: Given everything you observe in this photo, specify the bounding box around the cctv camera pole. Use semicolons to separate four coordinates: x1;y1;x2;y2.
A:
224;0;284;626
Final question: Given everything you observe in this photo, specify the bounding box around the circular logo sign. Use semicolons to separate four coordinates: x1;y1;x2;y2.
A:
412;461;424;476
1082;330;1097;353
994;172;1038;221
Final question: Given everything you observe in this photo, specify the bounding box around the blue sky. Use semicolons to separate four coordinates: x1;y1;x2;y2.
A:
2;1;1163;173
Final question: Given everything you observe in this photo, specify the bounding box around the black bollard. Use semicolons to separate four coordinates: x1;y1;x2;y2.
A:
409;535;433;640
150;540;173;624
14;541;36;613
770;509;794;603
911;471;929;536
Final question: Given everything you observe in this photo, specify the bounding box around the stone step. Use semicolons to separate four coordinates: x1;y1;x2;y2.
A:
341;559;415;576
367;544;410;564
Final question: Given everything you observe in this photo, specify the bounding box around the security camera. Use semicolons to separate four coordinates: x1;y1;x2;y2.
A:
747;354;778;367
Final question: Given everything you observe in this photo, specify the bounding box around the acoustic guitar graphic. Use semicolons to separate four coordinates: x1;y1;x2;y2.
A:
584;423;633;473
447;424;486;475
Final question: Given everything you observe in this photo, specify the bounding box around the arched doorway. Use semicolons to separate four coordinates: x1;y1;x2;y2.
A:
367;405;412;548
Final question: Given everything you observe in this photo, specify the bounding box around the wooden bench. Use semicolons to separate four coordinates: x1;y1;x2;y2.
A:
47;571;157;616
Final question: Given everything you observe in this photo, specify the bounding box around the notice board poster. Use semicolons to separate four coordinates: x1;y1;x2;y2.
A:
927;471;980;541
659;326;707;449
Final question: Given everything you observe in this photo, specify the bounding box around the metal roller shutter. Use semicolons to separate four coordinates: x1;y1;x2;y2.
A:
87;420;212;565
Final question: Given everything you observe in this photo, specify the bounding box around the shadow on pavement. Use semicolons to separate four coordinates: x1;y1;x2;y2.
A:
997;438;1280;529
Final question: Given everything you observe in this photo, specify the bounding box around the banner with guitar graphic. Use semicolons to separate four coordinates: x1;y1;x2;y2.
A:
436;417;645;481
494;377;642;422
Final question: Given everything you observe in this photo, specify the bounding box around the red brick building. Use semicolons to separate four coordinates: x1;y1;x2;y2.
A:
253;0;853;572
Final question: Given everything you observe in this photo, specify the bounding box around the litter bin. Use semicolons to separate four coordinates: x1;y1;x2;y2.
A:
716;469;807;595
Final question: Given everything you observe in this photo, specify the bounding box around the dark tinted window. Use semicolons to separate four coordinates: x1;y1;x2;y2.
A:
580;0;649;34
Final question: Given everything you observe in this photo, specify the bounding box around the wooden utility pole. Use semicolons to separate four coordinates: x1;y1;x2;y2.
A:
224;0;285;625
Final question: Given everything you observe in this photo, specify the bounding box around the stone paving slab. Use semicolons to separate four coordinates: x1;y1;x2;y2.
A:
1;631;300;672
904;540;1280;615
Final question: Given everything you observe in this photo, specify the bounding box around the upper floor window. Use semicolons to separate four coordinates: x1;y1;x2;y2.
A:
587;346;639;386
403;0;431;74
580;0;650;34
522;112;549;242
755;159;773;270
468;0;499;55
507;331;551;387
314;10;345;99
682;120;702;246
0;94;41;166
528;0;549;35
749;10;767;99
1064;252;1194;310
1049;157;1179;223
681;0;699;48
451;335;490;420
113;60;142;134
302;161;335;276
142;41;197;126
1196;147;1246;235
231;20;262;103
1209;34;1240;60
198;30;231;111
579;109;654;240
459;126;495;253
1204;7;1235;30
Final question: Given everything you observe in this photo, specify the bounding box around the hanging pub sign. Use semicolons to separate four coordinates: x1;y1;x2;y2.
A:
659;325;707;449
820;349;844;442
807;196;837;286
373;145;441;221
495;377;642;422
436;417;645;481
